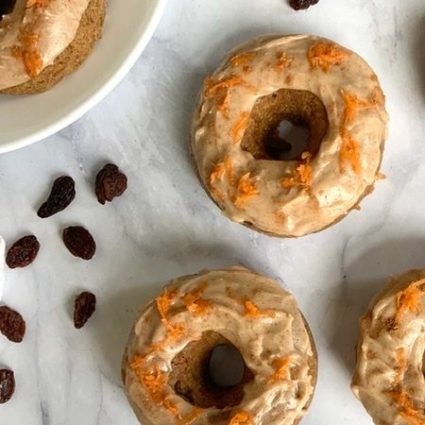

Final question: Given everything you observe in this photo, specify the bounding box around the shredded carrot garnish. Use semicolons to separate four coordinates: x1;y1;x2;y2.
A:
281;152;312;188
156;288;176;322
276;52;293;71
269;357;291;383
230;53;256;68
204;75;246;98
229;411;253;425
341;90;370;125
210;163;226;185
137;364;167;403
210;156;233;186
243;300;275;318
308;41;350;72
234;172;259;207
131;361;182;418
395;284;422;323
244;300;261;317
12;28;43;78
231;112;250;143
339;128;360;174
387;391;425;425
156;288;186;340
182;284;210;316
163;398;181;417
217;91;230;118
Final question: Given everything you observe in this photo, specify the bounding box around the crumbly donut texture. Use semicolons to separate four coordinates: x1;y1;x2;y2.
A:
192;35;388;237
352;270;425;425
123;267;317;425
0;0;105;94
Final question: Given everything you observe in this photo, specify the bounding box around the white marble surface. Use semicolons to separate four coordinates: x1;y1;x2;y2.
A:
0;0;424;424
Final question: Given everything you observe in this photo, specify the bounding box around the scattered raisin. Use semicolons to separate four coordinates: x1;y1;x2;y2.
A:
0;369;15;404
63;226;96;260
37;176;76;218
0;306;26;343
95;163;128;205
74;292;96;329
6;235;40;269
289;0;319;10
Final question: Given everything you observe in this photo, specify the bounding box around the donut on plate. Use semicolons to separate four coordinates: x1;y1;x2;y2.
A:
123;267;317;425
191;35;388;237
352;270;425;425
0;0;105;94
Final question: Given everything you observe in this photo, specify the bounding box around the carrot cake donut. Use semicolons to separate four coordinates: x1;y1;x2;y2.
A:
123;267;317;425
352;270;425;425
192;35;388;237
0;0;105;94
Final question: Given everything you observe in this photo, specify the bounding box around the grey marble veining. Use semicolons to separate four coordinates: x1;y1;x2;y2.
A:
0;0;425;424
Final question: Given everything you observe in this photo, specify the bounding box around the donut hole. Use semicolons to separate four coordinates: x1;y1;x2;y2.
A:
0;0;17;19
241;89;329;161
270;120;310;160
169;331;254;409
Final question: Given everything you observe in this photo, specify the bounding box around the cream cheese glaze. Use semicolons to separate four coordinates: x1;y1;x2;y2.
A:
123;267;317;425
352;270;425;425
191;35;388;237
0;0;90;90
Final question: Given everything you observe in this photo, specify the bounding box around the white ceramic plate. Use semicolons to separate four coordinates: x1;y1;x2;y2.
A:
0;0;168;154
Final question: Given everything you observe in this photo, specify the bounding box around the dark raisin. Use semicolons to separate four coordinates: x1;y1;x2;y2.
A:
37;176;76;218
0;306;26;343
63;226;96;260
6;235;40;269
95;163;128;205
289;0;320;10
0;369;15;404
74;292;96;329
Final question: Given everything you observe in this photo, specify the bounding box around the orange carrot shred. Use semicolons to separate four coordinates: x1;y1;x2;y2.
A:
229;411;253;425
234;172;259;207
339;128;361;174
269;357;291;383
231;112;250;143
308;41;350;72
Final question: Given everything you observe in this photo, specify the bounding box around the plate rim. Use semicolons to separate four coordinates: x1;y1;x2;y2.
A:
0;0;168;155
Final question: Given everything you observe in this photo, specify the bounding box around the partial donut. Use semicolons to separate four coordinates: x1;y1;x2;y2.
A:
191;35;388;237
123;267;317;425
352;270;425;425
0;0;105;94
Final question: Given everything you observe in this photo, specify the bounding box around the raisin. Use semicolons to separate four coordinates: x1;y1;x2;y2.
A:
37;176;76;218
74;292;96;329
0;306;26;343
95;163;127;205
0;369;15;404
63;226;96;260
289;0;320;10
6;235;40;269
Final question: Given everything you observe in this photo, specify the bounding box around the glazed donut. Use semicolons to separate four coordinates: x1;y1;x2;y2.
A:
191;35;388;237
0;0;105;94
123;267;317;425
352;270;425;425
